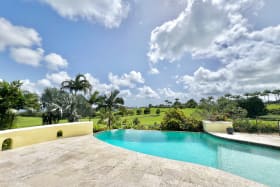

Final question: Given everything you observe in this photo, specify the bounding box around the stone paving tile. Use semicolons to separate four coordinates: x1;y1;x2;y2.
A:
0;135;266;187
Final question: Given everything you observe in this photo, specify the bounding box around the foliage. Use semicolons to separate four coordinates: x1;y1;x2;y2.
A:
0;80;25;130
185;99;198;108
41;88;66;124
61;74;92;95
136;108;142;115
133;117;140;126
96;90;124;128
22;91;40;112
233;119;278;133
160;108;202;131
143;107;151;114
238;97;266;118
93;123;107;133
156;108;160;115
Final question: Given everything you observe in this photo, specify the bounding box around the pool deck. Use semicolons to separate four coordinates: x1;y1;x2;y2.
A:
0;135;265;187
210;132;280;148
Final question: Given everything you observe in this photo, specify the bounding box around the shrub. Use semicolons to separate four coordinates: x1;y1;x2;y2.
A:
133;117;140;126
160;108;203;131
143;107;151;114
233;119;278;133
156;108;160;115
93;124;107;132
136;109;142;115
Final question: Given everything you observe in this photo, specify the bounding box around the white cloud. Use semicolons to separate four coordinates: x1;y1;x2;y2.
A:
148;67;160;75
46;71;71;85
45;53;68;71
137;86;160;99
119;89;132;97
84;73;113;94
158;88;187;100
147;0;265;63
41;0;130;28
10;48;44;67
21;78;52;94
108;71;145;88
0;17;41;51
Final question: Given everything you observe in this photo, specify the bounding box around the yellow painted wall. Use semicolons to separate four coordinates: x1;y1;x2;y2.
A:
0;122;92;150
203;120;233;133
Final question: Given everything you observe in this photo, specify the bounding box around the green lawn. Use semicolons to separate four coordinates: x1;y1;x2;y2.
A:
13;108;198;129
267;104;280;110
120;108;199;126
13;116;91;129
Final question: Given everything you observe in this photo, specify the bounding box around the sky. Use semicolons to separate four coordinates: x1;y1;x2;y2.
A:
0;0;280;107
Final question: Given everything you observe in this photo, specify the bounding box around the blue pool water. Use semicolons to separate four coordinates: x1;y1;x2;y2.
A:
95;130;280;186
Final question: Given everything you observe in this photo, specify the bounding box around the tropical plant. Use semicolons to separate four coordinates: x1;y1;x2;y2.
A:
61;74;92;95
0;80;25;129
97;90;124;128
185;99;198;108
41;88;67;124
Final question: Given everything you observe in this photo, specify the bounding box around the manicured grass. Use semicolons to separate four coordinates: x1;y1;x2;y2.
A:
121;108;199;126
13;116;91;129
13;108;199;129
267;104;280;110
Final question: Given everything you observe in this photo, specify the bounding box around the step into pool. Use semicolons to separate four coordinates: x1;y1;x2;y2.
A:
95;129;280;186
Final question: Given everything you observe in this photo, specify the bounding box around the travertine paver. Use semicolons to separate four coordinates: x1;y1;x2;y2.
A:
0;135;265;187
211;132;280;148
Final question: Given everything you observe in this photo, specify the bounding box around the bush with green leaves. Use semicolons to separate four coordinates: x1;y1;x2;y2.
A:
143;107;151;114
0;80;25;130
156;108;160;115
233;119;278;133
133;117;140;126
160;108;203;131
136;109;142;115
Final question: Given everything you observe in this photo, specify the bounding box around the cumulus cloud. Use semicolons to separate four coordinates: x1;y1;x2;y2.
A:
137;86;160;99
41;0;130;28
10;48;44;67
147;0;280;97
45;53;68;71
84;73;113;94
108;71;145;88
0;17;41;51
46;71;71;85
177;27;280;97
22;78;52;94
158;88;187;100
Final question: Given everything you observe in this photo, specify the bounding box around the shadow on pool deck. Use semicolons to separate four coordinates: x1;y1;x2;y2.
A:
0;135;265;187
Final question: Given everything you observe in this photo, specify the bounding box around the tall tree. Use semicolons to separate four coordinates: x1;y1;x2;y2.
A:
0;80;25;129
97;90;124;128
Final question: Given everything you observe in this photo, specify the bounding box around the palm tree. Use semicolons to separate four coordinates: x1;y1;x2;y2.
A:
61;74;92;95
97;90;124;128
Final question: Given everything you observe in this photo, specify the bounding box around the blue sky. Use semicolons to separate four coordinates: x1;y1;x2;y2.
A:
0;0;280;106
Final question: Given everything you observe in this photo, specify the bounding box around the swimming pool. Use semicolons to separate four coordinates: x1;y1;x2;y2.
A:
95;129;280;186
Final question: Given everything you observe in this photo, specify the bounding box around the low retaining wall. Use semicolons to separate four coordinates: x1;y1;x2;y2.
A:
203;120;233;133
0;122;92;150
